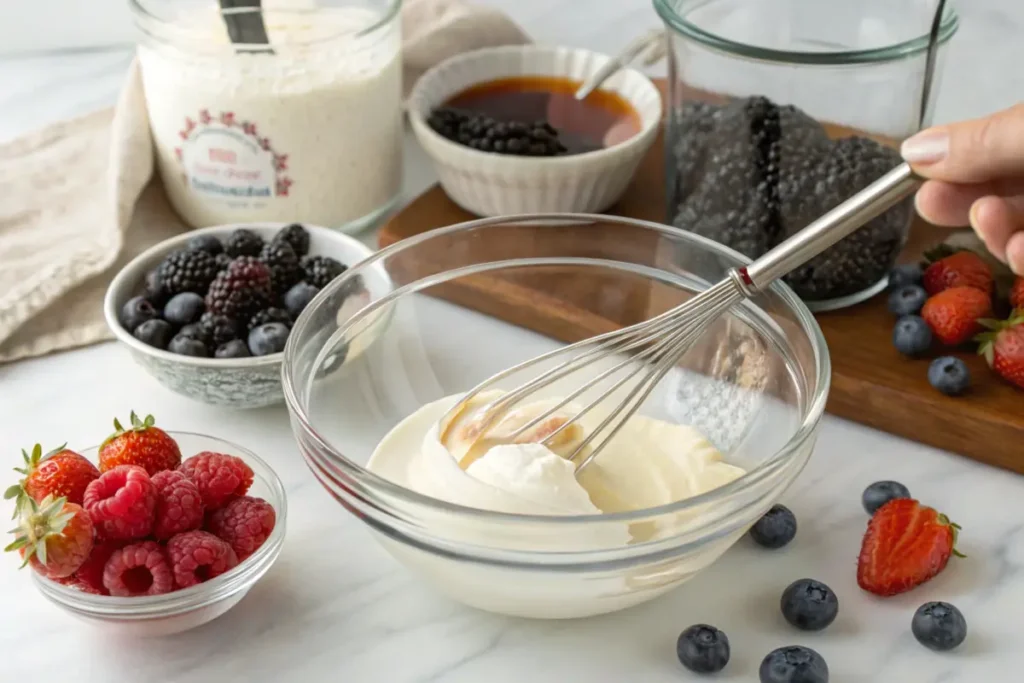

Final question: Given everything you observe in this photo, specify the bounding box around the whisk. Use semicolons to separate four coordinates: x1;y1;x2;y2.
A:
440;162;921;473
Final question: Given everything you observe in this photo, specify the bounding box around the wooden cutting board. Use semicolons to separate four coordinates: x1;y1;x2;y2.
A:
380;80;1024;474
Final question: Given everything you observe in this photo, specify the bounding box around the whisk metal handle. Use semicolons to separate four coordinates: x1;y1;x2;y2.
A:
731;162;921;296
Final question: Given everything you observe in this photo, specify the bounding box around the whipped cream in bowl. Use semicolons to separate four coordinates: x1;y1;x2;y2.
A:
283;214;830;619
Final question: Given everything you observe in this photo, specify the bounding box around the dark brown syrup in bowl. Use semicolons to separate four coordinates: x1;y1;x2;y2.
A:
433;76;642;156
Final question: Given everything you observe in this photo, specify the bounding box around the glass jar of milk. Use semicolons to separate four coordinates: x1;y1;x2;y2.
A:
130;0;402;233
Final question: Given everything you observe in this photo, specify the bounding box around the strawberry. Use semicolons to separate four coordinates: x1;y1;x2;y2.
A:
99;412;182;475
857;498;963;597
1010;277;1024;312
920;286;993;346
922;248;994;297
4;495;95;580
4;444;100;515
976;313;1024;390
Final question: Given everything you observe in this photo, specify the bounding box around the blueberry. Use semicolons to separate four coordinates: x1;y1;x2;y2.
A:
759;646;829;683
888;262;923;290
284;281;320;318
162;292;206;326
132;319;173;349
892;316;933;357
888;285;928;317
168;335;209;357
749;504;797;549
248;322;290;356
215;339;252;358
186;233;224;255
928;356;970;396
676;624;730;674
862;480;911;515
120;296;157;332
912;601;967;652
177;323;206;341
780;579;839;631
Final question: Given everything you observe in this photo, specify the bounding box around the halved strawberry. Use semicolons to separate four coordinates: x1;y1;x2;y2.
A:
976;313;1024;390
920;286;993;346
922;247;994;297
857;498;963;597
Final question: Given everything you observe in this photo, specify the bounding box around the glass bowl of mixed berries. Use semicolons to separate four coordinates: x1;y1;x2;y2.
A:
5;413;287;637
104;222;387;408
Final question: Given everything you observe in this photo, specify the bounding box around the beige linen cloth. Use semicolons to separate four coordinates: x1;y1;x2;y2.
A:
0;0;529;363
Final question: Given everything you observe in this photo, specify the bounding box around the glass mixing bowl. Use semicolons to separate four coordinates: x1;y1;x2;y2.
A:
282;214;830;619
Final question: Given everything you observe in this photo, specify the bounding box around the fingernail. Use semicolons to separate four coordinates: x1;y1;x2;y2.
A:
901;130;949;164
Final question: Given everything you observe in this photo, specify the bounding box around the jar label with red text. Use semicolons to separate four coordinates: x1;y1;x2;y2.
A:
174;109;292;205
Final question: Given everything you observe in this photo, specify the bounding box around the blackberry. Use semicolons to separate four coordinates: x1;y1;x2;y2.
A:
273;223;310;257
259;240;303;297
427;107;568;156
205;257;272;321
248;307;292;331
198;312;242;348
156;249;220;296
215;253;232;272
224;228;264;257
301;255;347;289
186;233;224;255
671;97;783;259
778;135;910;300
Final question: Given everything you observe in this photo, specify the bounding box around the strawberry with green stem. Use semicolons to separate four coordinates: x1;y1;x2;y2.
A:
5;495;94;579
99;412;182;475
4;443;99;516
976;313;1024;390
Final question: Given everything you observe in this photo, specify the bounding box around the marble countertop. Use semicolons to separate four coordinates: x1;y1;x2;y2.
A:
2;1;1023;681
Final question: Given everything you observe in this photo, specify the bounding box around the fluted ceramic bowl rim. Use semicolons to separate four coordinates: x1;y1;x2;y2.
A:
31;431;287;619
282;213;832;528
407;44;663;169
103;222;376;369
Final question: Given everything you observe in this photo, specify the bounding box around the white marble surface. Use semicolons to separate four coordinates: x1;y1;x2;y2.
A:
2;1;1024;681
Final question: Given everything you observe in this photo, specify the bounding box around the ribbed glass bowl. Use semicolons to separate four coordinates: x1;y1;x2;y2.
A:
282;214;830;619
31;432;287;637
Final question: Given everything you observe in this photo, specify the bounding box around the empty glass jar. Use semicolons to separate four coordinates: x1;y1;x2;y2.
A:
655;0;958;310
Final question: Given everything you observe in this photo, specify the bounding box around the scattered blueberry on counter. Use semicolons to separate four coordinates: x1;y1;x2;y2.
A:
928;356;971;396
122;224;360;358
676;624;730;674
780;579;839;631
749;504;798;549
912;601;968;652
861;480;911;515
892;315;933;357
759;646;829;683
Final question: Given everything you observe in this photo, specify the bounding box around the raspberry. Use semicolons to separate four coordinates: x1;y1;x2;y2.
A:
152;471;205;541
103;541;174;596
72;540;125;595
179;452;254;510
83;465;157;540
166;530;239;588
207;496;276;560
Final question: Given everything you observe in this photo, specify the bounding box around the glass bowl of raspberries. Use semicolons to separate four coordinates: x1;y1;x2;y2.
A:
8;417;287;637
103;222;390;409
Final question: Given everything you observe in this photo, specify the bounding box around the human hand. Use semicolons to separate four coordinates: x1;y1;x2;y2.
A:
901;103;1024;275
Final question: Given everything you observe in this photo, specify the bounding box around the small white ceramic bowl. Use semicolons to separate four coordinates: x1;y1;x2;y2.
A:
104;222;386;409
31;432;286;637
408;45;662;217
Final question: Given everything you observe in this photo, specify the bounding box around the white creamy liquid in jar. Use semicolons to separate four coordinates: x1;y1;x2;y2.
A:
138;6;402;229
